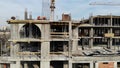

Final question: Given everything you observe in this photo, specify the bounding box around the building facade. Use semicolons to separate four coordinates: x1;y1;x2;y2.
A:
0;15;120;68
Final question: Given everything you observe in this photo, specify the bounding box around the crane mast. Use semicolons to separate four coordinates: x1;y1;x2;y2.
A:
50;0;55;21
42;0;55;20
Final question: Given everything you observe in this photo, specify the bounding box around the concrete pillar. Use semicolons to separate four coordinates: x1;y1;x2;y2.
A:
14;44;19;57
72;27;78;52
41;24;50;40
90;13;93;25
10;42;14;57
40;22;50;68
41;60;50;68
110;13;113;26
69;21;72;58
10;61;20;68
110;28;113;49
110;14;113;49
107;28;113;49
63;62;68;68
89;28;93;48
10;24;19;57
68;60;72;68
90;62;93;68
10;43;19;57
0;64;2;68
10;64;16;68
11;24;19;39
16;61;21;68
95;62;98;68
10;24;14;39
89;14;93;48
41;42;50;59
72;40;78;52
110;38;112;49
114;62;117;68
89;13;94;48
24;63;28;68
41;24;50;55
41;42;50;68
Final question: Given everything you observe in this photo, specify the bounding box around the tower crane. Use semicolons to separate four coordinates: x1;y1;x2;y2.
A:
50;0;55;21
41;0;55;20
89;2;120;6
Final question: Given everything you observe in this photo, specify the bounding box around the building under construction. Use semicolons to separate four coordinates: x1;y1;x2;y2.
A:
0;0;120;68
0;12;119;68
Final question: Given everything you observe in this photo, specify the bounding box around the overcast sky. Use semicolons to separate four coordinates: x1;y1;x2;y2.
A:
0;0;120;26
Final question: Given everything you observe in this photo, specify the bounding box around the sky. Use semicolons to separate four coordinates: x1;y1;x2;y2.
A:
0;0;120;26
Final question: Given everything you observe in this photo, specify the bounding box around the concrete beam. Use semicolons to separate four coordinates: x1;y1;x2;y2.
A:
72;56;120;61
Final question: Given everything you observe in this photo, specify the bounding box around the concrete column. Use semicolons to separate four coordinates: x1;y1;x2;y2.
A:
110;14;113;49
114;62;117;68
16;61;21;68
11;43;19;57
63;62;68;68
90;62;93;68
72;27;78;52
95;62;98;68
10;61;20;68
89;28;93;48
69;21;72;58
41;24;50;57
14;44;20;57
10;61;16;68
41;24;50;40
110;28;113;49
41;42;50;59
10;24;14;39
89;13;93;25
0;64;2;68
11;24;19;39
89;14;94;48
89;14;93;48
110;13;113;26
10;42;14;57
110;38;112;49
72;40;78;52
41;60;50;68
68;60;72;68
24;63;28;68
41;23;50;68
